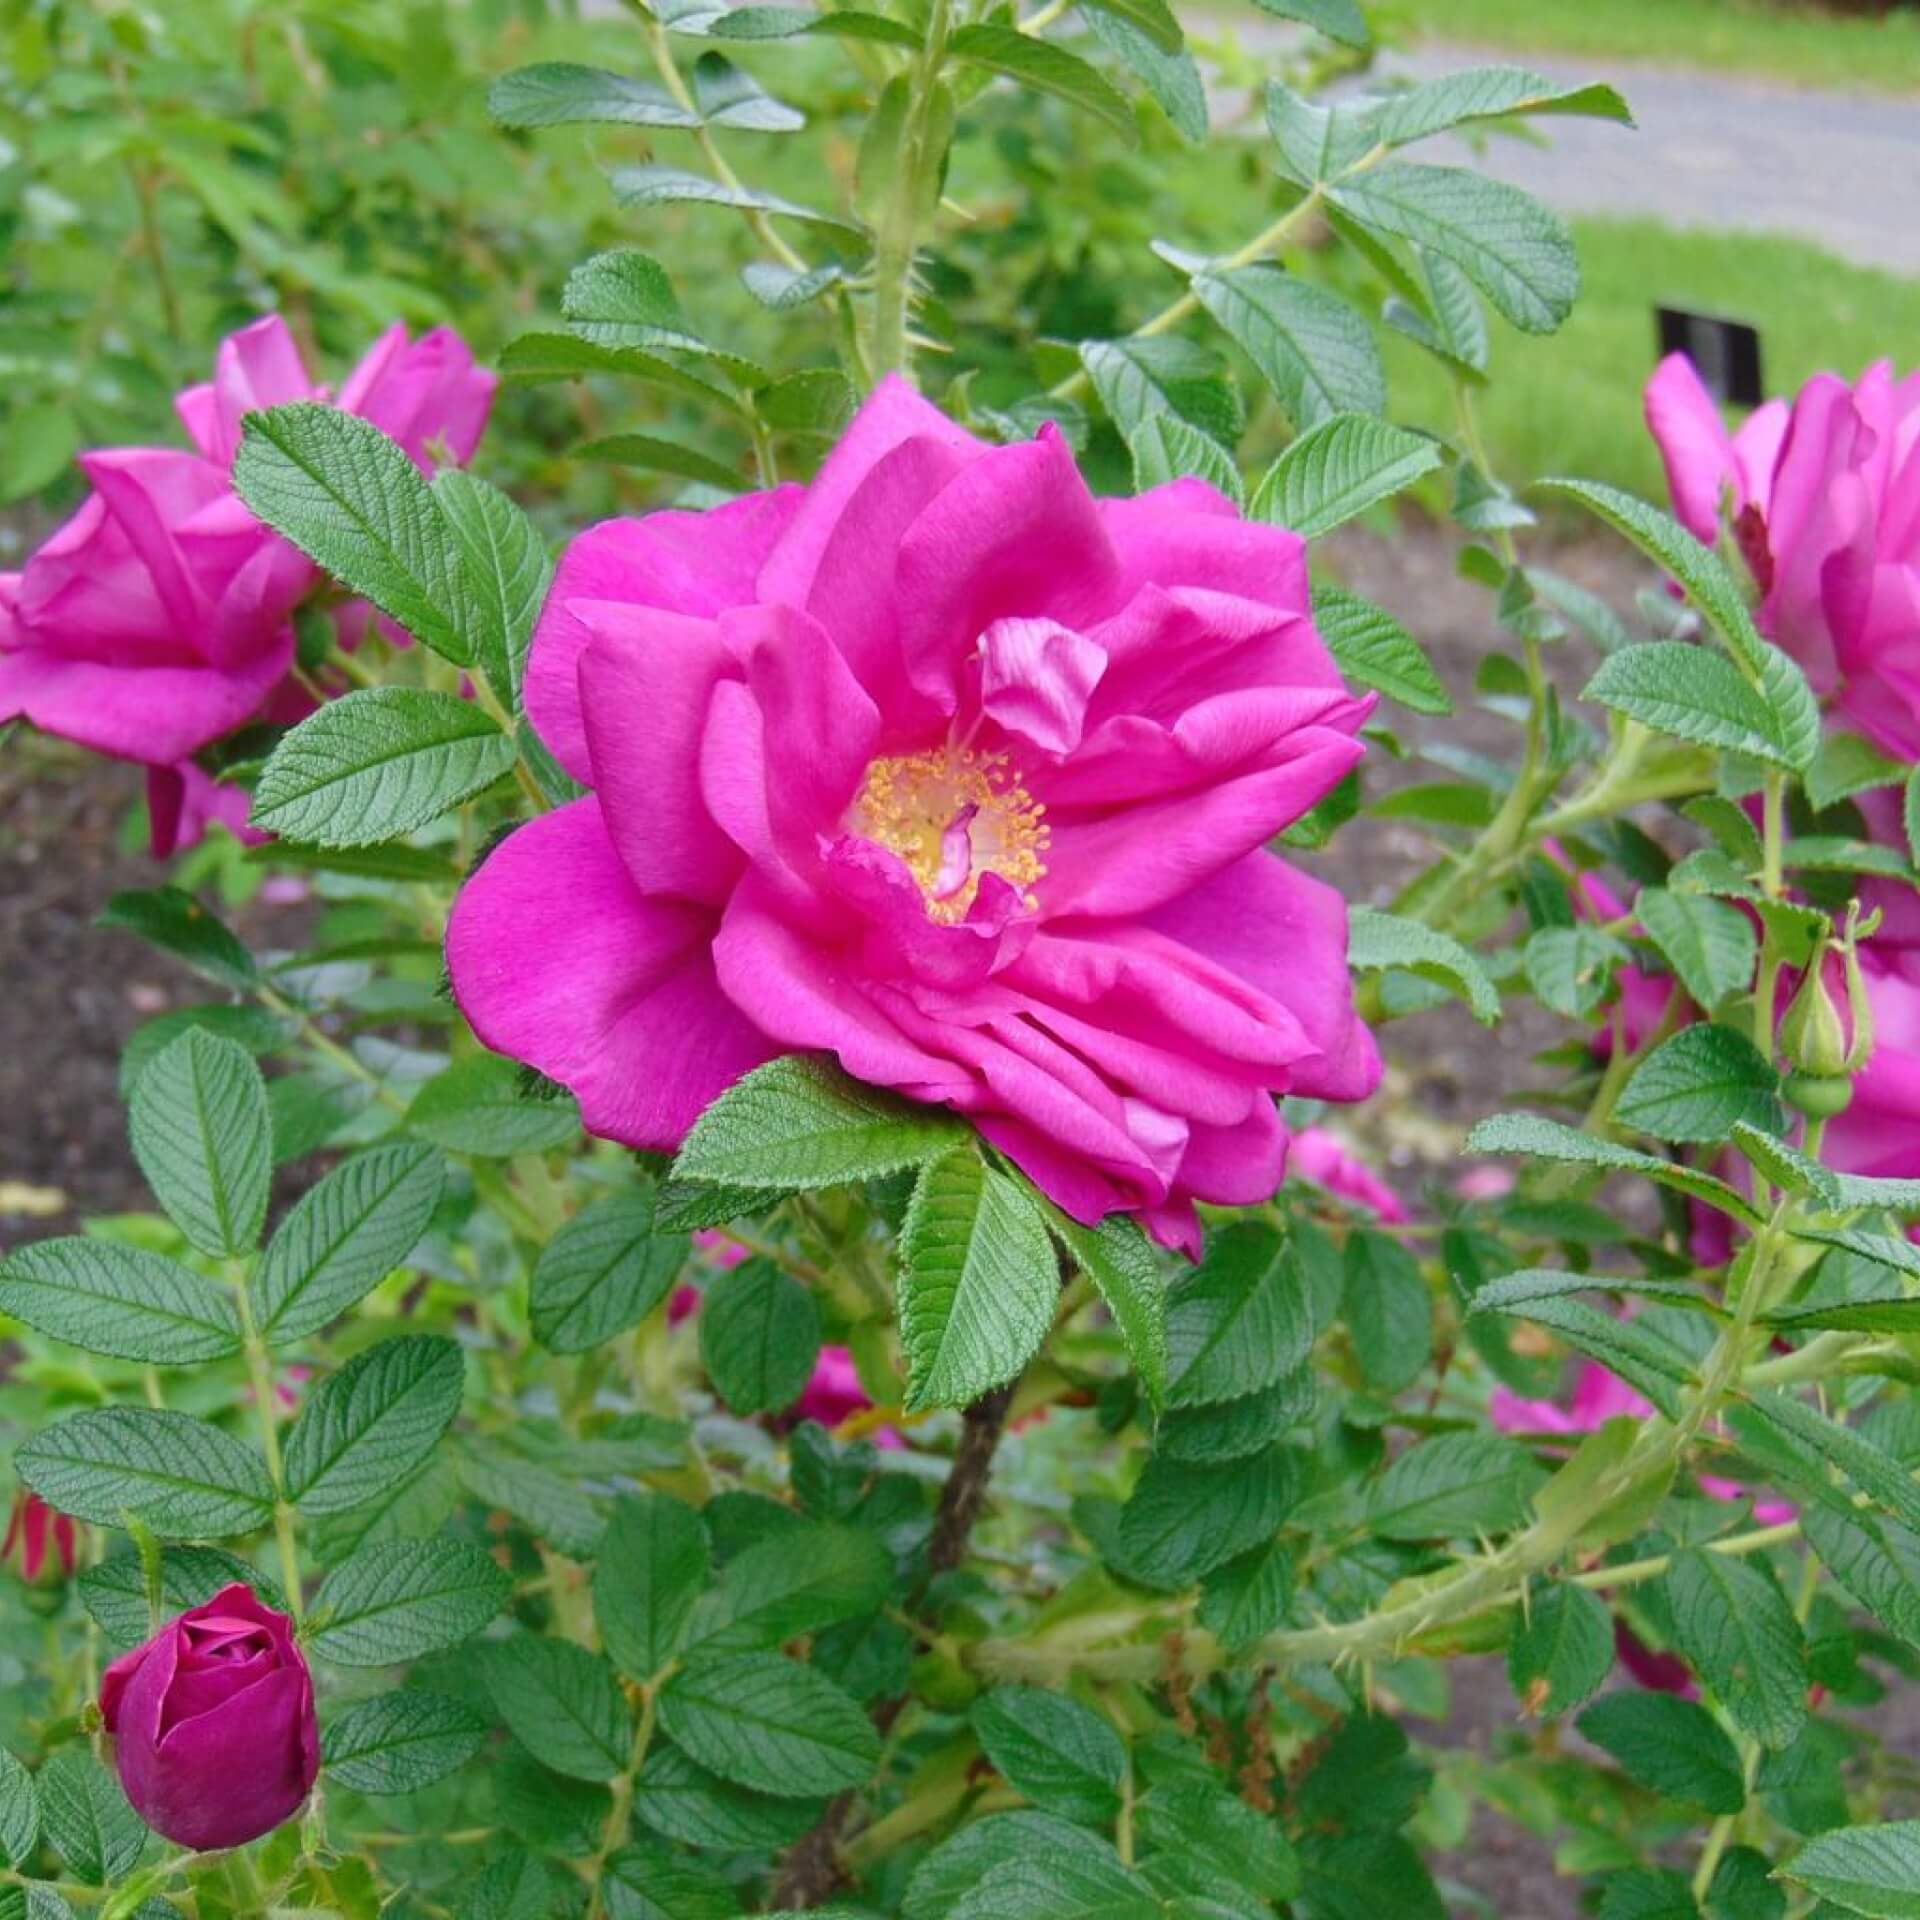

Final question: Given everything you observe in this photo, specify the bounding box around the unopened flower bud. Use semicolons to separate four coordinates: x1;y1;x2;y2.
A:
1780;939;1850;1079
3;1491;80;1590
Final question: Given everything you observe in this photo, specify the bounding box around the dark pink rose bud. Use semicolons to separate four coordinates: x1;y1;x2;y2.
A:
3;1491;80;1587
100;1583;318;1851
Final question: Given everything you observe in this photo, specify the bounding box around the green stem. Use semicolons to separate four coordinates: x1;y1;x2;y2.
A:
235;1281;304;1624
1048;184;1334;406
973;1221;1793;1687
586;1687;660;1918
867;0;954;384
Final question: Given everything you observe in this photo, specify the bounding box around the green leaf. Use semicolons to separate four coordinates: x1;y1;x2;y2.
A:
946;25;1137;141
35;1751;145;1886
1368;1430;1540;1539
458;1438;605;1558
1078;0;1180;53
1078;336;1241;446
575;433;746;492
687;1522;890;1654
0;1749;39;1871
283;1334;466;1516
1136;1781;1299;1902
118;1006;291;1102
407;1055;581;1157
1116;1446;1296;1588
741;261;845;311
1664;1548;1807;1750
1083;10;1205;143
601;1835;738;1920
1766;1296;1920;1335
1523;925;1625;1020
1465;1111;1764;1223
323;1689;490;1795
434;470;553;711
481;1637;632;1783
1158;1372;1311;1463
1600;1868;1702;1920
899;1149;1056;1412
1806;732;1908;812
1046;1210;1168;1407
233;404;468;663
1585;643;1803;769
1704;1848;1785;1920
1377;66;1633;146
698;1256;822;1415
1164;1222;1311;1408
1617;1025;1784;1144
970;1688;1125;1826
595;1492;711;1686
459;1851;554;1920
1907;767;1920;871
128;1028;272;1259
1779;1821;1920;1919
0;1239;240;1365
1128;415;1241;507
1741;1393;1920;1536
753;368;854;435
1249;414;1443;538
78;1545;279;1649
659;1655;880;1797
608;166;858;244
1508;1579;1614;1715
559;250;705;352
18;1408;272;1539
1636;887;1757;1011
253;1142;444;1345
1343;1227;1432;1393
1192;267;1383;429
1577;1692;1746;1814
1312;587;1450;715
633;1744;822;1851
1329;162;1579;333
691;51;805;130
1298;1832;1443;1920
97;888;256;993
1247;0;1368;46
1468;1269;1701;1315
489;63;698;129
1348;906;1499;1024
254;689;515;848
673;1054;967;1193
905;1814;1115;1920
308;1537;511;1666
1800;1503;1920;1651
532;1188;689;1354
1481;1292;1689;1418
949;1850;1159;1920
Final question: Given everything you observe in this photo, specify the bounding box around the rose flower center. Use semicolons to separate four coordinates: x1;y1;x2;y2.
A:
847;744;1049;923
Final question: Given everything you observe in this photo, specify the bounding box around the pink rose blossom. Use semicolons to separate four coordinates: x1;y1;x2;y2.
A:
1287;1125;1406;1222
1645;352;1920;758
448;379;1380;1253
1;315;495;850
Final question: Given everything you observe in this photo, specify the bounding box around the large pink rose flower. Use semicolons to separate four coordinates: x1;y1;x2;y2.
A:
448;379;1380;1252
0;315;495;849
1645;352;1920;757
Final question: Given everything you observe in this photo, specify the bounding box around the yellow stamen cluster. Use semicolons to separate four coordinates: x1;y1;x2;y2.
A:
847;745;1049;923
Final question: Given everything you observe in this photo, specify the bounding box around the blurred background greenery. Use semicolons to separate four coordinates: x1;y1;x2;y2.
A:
1;0;1914;538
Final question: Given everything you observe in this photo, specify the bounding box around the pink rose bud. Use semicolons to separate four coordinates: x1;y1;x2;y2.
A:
100;1583;318;1851
3;1491;80;1588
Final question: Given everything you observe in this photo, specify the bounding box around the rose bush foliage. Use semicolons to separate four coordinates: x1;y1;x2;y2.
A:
4;5;1920;1920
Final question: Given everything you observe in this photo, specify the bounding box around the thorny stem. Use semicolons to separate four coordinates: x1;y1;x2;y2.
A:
771;1381;1019;1908
255;982;409;1115
973;1222;1797;1688
234;1276;304;1625
867;0;954;384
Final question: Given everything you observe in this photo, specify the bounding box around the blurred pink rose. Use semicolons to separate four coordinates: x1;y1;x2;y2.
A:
1646;352;1920;758
3;1490;80;1588
1287;1125;1406;1222
1;315;495;854
448;377;1379;1254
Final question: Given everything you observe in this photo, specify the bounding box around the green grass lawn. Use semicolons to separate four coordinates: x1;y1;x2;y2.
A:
1385;215;1920;502
1386;0;1920;94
